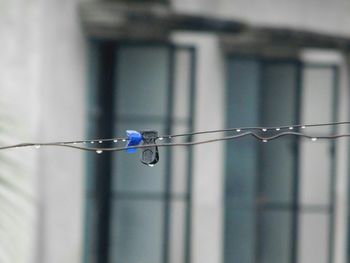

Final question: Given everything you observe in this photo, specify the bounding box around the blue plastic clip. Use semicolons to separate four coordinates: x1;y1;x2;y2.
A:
126;130;143;153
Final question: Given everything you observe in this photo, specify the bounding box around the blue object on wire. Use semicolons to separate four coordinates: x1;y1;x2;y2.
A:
126;130;143;153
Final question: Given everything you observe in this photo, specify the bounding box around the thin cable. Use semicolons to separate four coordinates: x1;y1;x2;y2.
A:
159;121;350;139
2;131;350;153
13;120;348;146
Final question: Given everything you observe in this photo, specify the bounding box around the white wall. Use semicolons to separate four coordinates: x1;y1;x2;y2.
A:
172;32;226;263
0;0;43;262
0;0;87;263
37;0;87;262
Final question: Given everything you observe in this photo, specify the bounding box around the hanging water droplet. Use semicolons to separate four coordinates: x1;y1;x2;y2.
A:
262;128;267;132
91;141;95;144
99;141;103;144
96;150;103;154
34;145;41;149
276;128;280;131
301;126;306;129
148;164;155;167
262;139;268;143
122;139;126;142
236;129;241;132
311;137;317;142
158;137;164;141
289;127;294;130
113;139;118;143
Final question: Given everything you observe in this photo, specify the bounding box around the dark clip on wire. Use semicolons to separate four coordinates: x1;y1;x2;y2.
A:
140;130;159;167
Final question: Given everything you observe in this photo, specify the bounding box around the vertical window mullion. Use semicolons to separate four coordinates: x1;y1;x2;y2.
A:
328;66;339;263
94;41;117;263
162;45;175;263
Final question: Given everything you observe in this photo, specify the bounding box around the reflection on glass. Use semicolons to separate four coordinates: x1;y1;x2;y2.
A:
116;46;169;118
110;200;164;263
259;211;292;263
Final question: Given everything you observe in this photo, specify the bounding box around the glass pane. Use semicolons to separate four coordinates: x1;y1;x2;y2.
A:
112;121;167;194
226;139;259;205
260;63;298;204
225;58;260;263
173;49;191;121
169;200;186;263
227;58;260;126
84;197;97;263
259;211;292;263
299;66;334;205
226;58;260;205
261;63;298;125
225;203;256;263
298;213;329;263
260;138;295;204
116;46;169;118
110;199;164;263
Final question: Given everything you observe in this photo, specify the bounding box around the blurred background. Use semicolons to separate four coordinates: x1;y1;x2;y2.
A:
1;0;350;263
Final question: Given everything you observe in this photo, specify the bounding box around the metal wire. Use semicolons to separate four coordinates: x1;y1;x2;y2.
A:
159;121;350;139
1;131;350;153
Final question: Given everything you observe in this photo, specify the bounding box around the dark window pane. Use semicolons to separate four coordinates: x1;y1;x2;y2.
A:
225;203;256;263
259;210;292;263
115;46;169;119
260;63;299;204
226;58;260;205
109;199;164;263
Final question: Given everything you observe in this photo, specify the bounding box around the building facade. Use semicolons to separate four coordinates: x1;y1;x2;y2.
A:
1;1;350;263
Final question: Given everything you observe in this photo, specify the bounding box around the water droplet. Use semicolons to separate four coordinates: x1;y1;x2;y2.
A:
96;150;103;154
148;164;155;167
301;126;306;129
236;129;241;132
276;128;280;131
122;139;126;142
289;127;294;130
99;141;103;144
158;137;164;141
73;142;77;145
91;141;94;144
34;145;41;149
262;128;267;132
311;137;317;142
263;139;268;143
113;139;118;143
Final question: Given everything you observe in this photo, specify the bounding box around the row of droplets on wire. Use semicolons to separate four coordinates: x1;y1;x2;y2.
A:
3;121;349;154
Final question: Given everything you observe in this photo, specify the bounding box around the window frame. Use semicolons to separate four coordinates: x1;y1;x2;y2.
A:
223;55;339;263
84;39;196;263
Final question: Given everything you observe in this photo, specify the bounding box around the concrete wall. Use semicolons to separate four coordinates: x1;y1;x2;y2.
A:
0;0;86;262
172;0;350;36
37;0;86;262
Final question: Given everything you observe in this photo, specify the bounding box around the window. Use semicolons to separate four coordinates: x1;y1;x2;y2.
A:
224;57;338;263
84;41;196;263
